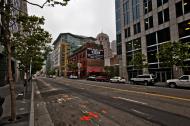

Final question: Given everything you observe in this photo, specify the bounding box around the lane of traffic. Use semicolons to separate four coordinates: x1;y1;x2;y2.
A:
41;78;190;126
51;78;190;118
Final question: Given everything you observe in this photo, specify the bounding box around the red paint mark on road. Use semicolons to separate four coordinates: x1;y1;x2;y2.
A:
80;112;100;125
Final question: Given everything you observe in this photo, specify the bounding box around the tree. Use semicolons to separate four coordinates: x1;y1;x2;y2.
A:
129;52;148;71
157;41;190;68
0;0;70;121
13;15;52;75
67;63;78;74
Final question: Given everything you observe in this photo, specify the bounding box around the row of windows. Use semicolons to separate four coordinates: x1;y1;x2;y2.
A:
124;8;169;37
122;0;188;30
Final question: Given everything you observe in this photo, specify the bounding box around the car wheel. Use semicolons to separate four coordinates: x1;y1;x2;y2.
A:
144;81;148;86
169;83;177;88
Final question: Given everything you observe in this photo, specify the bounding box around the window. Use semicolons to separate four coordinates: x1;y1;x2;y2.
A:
132;0;140;21
158;8;169;25
176;1;183;17
180;76;189;80
134;22;141;34
124;1;130;25
157;0;168;7
116;19;121;32
176;0;190;17
126;52;132;65
116;33;122;43
147;49;158;63
146;32;156;46
116;33;122;55
125;27;130;38
126;41;132;52
133;38;141;49
178;19;190;38
145;16;153;30
117;43;122;55
144;0;152;14
157;27;170;43
184;0;190;14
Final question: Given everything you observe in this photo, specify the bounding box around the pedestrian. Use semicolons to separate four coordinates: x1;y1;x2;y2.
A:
0;96;5;117
24;72;27;87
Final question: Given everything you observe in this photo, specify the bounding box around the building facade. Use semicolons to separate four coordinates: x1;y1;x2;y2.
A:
115;0;190;81
111;40;117;55
53;33;96;76
96;33;113;66
69;42;104;78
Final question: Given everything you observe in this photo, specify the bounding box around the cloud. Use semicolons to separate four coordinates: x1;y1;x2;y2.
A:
27;0;116;42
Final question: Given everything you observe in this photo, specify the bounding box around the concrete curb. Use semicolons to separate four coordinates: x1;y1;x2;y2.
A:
29;80;34;126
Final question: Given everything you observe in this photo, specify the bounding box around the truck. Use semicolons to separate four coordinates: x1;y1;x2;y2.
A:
166;75;190;88
130;74;155;86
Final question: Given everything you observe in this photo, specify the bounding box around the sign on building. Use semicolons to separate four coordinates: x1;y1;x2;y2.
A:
87;48;104;59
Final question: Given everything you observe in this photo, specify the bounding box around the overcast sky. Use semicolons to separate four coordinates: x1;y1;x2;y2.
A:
27;0;116;43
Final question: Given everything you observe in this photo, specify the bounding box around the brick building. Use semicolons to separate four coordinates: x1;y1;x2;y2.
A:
69;42;104;78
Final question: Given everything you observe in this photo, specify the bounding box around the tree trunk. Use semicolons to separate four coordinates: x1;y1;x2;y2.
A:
7;33;17;122
2;0;17;121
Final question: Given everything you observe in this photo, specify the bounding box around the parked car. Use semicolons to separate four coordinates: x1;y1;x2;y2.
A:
87;75;96;81
130;74;156;86
110;76;126;83
69;75;78;79
95;76;109;82
166;75;190;88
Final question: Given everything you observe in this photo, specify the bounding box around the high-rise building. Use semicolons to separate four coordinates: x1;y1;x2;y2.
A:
96;32;113;66
110;40;117;55
115;0;190;81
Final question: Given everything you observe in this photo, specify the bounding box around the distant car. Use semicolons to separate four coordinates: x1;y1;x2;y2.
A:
110;76;126;83
166;75;190;88
130;74;156;86
69;75;78;79
95;76;109;82
87;75;96;81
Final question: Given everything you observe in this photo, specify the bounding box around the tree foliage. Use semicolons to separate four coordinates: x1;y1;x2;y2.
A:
157;41;190;67
0;0;70;121
68;63;78;72
129;52;148;69
12;15;52;73
104;66;119;77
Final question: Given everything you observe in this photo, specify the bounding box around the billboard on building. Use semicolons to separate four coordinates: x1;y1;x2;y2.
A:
87;48;104;59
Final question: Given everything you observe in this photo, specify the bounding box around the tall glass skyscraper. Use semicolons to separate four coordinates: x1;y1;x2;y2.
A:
115;0;190;81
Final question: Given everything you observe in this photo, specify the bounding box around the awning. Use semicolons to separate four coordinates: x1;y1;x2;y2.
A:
87;66;103;73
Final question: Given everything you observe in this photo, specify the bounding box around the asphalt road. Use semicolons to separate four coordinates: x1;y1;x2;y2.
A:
35;77;190;126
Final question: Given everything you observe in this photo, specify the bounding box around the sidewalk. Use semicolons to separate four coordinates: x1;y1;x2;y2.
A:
0;80;32;126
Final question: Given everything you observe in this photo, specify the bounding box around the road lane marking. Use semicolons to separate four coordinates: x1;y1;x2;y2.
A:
38;79;58;91
59;79;190;102
113;97;148;105
131;109;150;117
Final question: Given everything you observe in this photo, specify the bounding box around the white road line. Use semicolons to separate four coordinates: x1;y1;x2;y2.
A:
38;79;58;91
113;97;148;105
131;109;149;116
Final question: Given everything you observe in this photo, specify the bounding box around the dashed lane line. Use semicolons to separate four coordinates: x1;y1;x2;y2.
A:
113;97;148;105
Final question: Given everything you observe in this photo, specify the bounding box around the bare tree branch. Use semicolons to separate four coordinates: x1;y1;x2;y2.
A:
21;0;48;8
